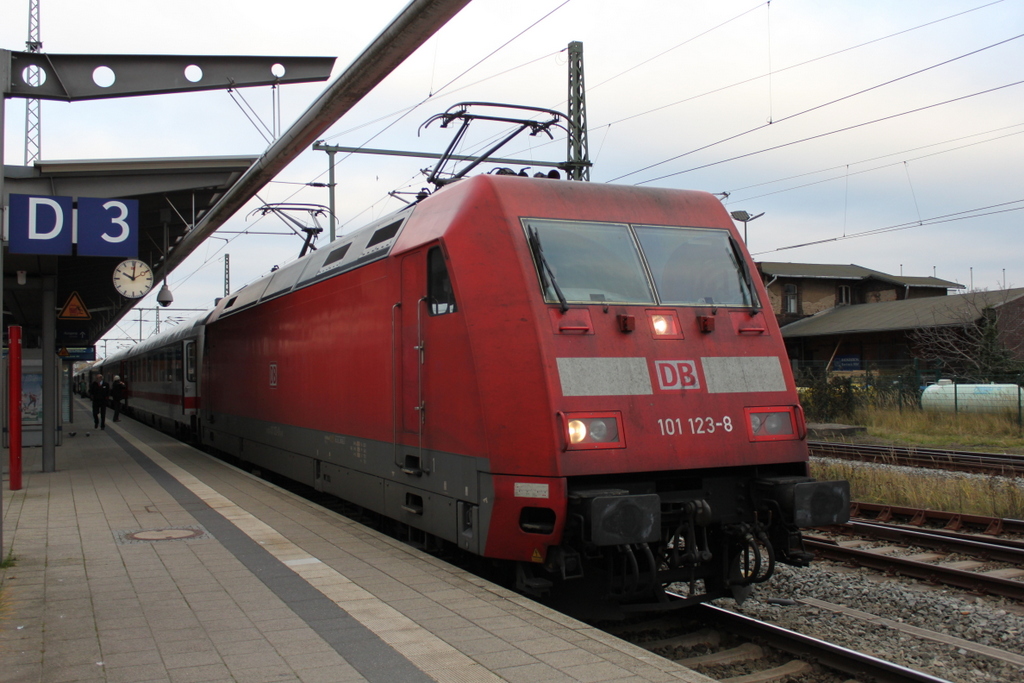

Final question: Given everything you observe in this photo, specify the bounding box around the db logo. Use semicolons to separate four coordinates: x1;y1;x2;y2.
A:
654;360;701;391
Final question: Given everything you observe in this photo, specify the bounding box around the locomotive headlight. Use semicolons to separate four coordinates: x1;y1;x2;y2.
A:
589;419;610;442
746;407;798;441
763;413;792;435
562;412;624;450
647;310;683;339
568;419;588;444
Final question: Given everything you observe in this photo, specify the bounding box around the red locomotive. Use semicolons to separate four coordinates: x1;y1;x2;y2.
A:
98;173;848;606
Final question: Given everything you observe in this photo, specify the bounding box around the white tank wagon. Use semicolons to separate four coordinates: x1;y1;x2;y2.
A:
921;379;1024;414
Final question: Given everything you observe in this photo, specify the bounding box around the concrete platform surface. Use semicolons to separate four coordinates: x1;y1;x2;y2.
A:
1;407;712;683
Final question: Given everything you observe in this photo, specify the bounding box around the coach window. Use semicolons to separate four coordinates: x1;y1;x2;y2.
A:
186;342;197;383
427;247;457;316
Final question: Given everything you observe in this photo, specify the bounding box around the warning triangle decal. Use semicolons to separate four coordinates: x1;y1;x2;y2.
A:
59;292;92;320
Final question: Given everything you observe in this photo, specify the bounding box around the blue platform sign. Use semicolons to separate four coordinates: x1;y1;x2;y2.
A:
76;197;139;257
8;194;74;255
7;193;139;257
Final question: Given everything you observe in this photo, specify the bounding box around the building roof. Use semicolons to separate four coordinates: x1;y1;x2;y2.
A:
758;262;963;289
781;288;1024;338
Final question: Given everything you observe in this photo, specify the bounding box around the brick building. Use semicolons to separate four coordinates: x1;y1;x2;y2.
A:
757;262;962;327
779;288;1024;372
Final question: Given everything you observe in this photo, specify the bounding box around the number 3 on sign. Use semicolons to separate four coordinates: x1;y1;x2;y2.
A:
100;201;132;243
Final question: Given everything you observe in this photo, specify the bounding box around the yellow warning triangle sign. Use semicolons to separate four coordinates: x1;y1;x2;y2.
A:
58;291;91;320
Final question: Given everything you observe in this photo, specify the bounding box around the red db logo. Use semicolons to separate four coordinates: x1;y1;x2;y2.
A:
655;360;700;391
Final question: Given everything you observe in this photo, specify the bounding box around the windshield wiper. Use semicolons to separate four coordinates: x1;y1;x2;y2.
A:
527;227;569;313
729;238;760;310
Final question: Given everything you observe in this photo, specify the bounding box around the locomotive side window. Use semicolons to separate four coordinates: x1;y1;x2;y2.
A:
635;226;758;307
523;219;655;304
427;247;457;316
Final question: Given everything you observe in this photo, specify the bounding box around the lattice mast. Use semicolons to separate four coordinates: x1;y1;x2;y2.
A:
24;0;42;165
565;41;590;181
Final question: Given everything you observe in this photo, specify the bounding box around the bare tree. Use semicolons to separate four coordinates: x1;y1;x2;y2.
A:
910;289;1024;383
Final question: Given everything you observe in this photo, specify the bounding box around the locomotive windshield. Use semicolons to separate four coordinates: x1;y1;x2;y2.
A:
524;219;758;307
635;226;757;306
525;220;656;304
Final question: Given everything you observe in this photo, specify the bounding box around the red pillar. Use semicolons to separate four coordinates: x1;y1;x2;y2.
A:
9;326;22;491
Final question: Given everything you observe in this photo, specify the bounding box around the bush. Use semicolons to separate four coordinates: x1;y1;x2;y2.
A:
802;374;857;422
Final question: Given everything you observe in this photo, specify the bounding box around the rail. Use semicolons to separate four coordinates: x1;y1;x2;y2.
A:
809;441;1024;476
689;602;955;683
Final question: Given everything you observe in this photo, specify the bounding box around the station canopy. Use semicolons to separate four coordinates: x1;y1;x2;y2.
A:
3;155;256;347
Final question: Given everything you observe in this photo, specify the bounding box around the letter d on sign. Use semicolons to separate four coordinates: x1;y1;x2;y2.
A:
28;197;64;239
9;194;74;255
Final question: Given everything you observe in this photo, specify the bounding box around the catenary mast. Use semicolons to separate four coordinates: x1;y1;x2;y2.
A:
24;0;42;164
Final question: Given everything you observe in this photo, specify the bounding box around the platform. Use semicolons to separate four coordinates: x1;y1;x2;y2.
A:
807;422;867;438
0;404;712;683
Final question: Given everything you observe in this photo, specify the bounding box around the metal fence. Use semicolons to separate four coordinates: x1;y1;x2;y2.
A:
791;359;1024;426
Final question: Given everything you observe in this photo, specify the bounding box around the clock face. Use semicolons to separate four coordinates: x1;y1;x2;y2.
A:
112;259;154;299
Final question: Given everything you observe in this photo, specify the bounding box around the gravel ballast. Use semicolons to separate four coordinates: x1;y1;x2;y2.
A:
727;561;1024;682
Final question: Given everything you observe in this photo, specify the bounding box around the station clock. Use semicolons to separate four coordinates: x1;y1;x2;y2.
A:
112;258;155;299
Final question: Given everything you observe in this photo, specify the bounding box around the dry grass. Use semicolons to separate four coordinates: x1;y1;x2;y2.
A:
811;459;1024;520
853;406;1024;452
812;406;1024;518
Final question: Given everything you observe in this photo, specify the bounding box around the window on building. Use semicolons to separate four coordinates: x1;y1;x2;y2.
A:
784;284;798;314
838;285;852;305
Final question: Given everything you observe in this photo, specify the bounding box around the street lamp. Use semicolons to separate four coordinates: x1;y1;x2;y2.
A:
729;210;765;246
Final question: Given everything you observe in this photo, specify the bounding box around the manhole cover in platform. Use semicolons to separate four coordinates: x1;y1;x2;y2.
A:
115;525;209;545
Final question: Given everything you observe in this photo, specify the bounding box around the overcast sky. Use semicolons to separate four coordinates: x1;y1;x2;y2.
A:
2;0;1022;350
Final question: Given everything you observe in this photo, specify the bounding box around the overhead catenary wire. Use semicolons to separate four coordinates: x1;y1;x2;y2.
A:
274;5;576;219
723;122;1024;201
631;78;1024;187
501;0;1012;163
754;199;1024;256
610;32;1024;184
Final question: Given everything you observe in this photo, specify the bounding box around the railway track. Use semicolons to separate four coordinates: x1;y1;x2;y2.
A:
246;453;1017;682
806;505;1024;601
850;501;1024;536
613;598;956;683
809;441;1024;476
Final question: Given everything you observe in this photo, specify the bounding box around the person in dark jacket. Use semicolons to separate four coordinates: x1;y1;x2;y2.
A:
111;375;127;422
90;374;110;430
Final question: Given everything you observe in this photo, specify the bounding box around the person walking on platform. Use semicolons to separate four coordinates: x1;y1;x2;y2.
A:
111;375;127;422
90;374;110;430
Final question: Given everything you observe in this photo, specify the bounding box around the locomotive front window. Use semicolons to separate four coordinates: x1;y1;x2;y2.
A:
635;226;758;307
523;219;655;304
524;219;758;308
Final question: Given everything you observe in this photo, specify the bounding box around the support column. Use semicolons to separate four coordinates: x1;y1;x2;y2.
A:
2;49;10;558
42;277;56;472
